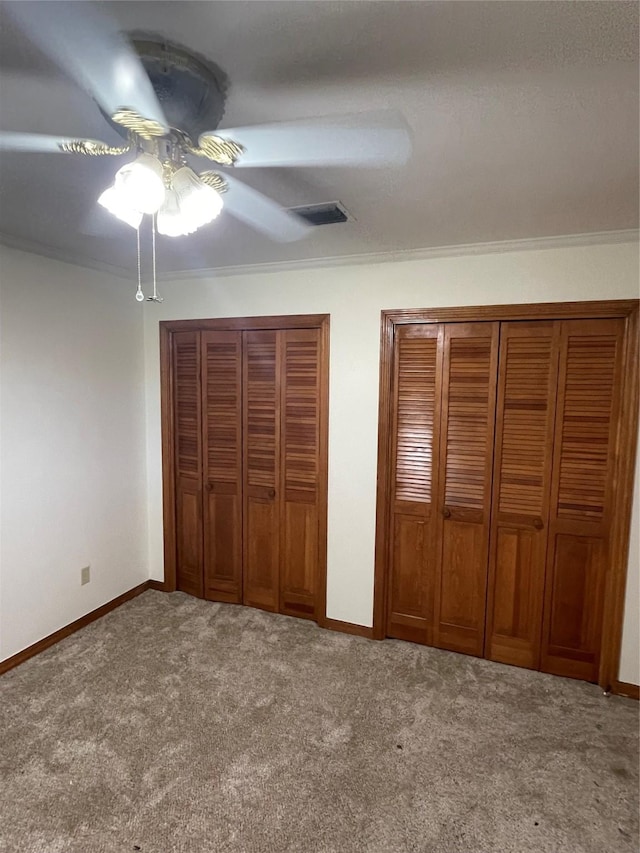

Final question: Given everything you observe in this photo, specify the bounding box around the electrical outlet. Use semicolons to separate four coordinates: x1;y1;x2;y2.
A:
80;565;91;586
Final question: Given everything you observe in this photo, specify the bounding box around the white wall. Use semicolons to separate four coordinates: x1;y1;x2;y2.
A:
619;451;640;685
144;239;640;685
0;246;148;661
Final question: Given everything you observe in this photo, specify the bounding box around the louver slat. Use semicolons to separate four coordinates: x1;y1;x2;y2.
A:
394;334;439;504
283;335;319;500
556;336;619;521
175;335;200;477
443;337;495;511
202;331;242;603
245;336;278;490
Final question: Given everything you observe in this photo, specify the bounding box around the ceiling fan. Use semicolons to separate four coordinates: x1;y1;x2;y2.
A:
0;1;413;256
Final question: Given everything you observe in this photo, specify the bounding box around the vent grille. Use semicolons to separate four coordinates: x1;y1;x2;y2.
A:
289;201;350;226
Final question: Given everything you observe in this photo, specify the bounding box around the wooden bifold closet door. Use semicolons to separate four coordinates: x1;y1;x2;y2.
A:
172;331;204;599
202;331;243;604
540;318;624;681
485;318;624;681
243;328;322;618
484;321;560;670
387;321;498;657
384;309;633;684
169;319;327;624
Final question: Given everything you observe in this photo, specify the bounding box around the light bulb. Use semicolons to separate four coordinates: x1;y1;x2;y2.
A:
171;166;223;232
115;153;165;215
135;289;145;302
98;185;143;229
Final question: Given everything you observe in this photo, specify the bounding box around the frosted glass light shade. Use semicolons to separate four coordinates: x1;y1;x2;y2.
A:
172;166;223;228
97;185;142;229
115;153;165;215
156;168;224;236
157;188;196;237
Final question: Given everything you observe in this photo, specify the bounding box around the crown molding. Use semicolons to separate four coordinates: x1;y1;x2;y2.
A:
0;228;637;283
0;231;132;280
158;229;639;281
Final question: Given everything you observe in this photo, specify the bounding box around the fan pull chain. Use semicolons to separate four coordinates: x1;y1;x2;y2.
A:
135;225;144;302
147;214;163;303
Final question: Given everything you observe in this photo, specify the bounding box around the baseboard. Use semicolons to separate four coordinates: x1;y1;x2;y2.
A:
322;617;375;639
0;581;151;676
612;680;640;700
148;579;169;592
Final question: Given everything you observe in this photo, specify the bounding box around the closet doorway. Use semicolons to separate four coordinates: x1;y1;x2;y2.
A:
160;314;329;624
373;300;638;689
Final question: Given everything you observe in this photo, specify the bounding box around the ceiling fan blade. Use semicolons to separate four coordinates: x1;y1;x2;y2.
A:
0;131;129;155
210;110;412;169
222;174;311;243
4;1;167;130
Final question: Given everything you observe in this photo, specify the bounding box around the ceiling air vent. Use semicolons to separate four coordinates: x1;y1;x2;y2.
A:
289;201;351;226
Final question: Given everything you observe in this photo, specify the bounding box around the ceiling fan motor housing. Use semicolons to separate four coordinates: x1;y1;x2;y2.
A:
104;36;229;143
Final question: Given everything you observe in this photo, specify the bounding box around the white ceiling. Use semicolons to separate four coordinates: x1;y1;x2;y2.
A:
0;0;638;276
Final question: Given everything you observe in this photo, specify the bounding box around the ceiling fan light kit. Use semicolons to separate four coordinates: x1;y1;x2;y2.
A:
96;144;226;237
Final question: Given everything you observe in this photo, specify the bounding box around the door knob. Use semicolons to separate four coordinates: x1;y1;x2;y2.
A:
442;507;451;519
533;517;544;530
268;488;276;498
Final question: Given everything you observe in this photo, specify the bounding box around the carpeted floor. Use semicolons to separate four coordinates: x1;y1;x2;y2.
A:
0;591;638;853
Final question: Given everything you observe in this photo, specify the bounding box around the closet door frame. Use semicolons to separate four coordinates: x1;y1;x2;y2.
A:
160;314;330;625
373;300;638;693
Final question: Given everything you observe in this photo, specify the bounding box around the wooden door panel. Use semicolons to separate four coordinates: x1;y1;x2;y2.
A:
438;519;487;652
389;513;434;642
202;331;242;603
485;321;559;669
243;331;280;611
173;331;203;597
175;481;203;598
542;534;607;680
435;322;499;656
387;324;442;643
280;329;321;618
244;495;279;611
541;318;624;681
488;526;542;667
203;485;242;603
281;501;318;618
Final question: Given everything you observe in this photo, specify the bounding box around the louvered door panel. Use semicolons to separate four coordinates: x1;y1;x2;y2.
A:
485;322;559;668
243;330;280;611
280;329;321;618
435;322;499;655
541;318;624;681
387;324;442;644
173;331;203;598
201;331;242;603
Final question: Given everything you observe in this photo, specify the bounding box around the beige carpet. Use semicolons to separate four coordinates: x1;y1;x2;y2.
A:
0;590;638;853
